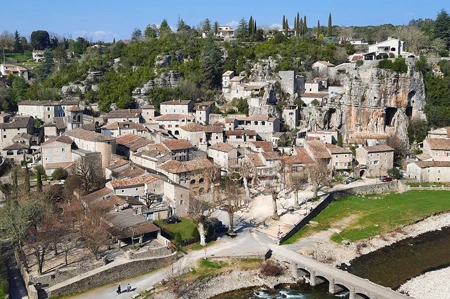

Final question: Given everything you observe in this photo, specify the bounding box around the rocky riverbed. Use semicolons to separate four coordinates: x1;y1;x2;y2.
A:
398;266;450;299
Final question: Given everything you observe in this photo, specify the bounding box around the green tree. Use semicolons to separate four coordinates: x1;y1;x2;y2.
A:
214;21;219;35
131;28;142;41
52;168;69;181
14;30;23;53
388;168;403;180
30;30;50;50
303;16;308;36
159;19;172;38
201;34;223;89
54;43;66;70
327;13;333;37
35;49;54;82
317;20;321;37
203;18;211;32
407;119;428;144
236;17;249;39
433;9;450;50
145;24;158;39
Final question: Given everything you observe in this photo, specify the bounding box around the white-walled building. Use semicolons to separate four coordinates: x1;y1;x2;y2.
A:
0;64;28;80
160;100;193;115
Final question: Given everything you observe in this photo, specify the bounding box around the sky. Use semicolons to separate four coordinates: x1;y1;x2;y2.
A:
2;0;448;42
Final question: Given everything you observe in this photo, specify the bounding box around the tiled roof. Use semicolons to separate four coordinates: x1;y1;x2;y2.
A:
426;138;450;151
225;130;256;136
305;140;332;159
362;145;394;153
69;106;82;112
248;153;265;167
13;133;32;141
283;148;314;165
209;142;235;152
162;139;194;151
415;154;432;161
101;122;146;131
326;144;352;154
113;164;146;179
0;116;32;129
106;109;142;118
161;100;192;105
154;114;195;121
92;195;128;211
106;158;129;171
42;135;73;146
158;158;214;174
273;132;285;138
116;134;151;150
203;125;223;133
237;115;271;121
316;61;335;67
261;151;280;161
66;128;116;142
301;92;328;98
44;161;75;170
109;174;161;188
81;187;114;205
141;105;154;109
224;118;236;124
413;161;450;168
180;123;205;132
134;144;171;159
18;100;61;106
3;143;29;150
250;141;273;152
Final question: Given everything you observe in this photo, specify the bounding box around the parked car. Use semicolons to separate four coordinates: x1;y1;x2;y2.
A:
215;225;228;233
343;177;357;184
381;177;393;182
162;216;180;224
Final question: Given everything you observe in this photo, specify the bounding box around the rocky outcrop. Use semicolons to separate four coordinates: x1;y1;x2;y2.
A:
133;71;181;97
155;52;183;68
250;56;279;82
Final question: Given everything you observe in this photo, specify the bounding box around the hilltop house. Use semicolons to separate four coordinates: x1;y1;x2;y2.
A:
0;64;28;80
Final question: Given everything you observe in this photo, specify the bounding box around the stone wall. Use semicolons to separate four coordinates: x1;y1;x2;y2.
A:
125;245;173;260
47;253;177;298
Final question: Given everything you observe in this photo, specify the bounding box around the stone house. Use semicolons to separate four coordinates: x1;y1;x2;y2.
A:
272;132;286;147
306;131;338;144
0;116;34;151
160;100;193;115
106;109;142;123
17;100;78;124
225;130;257;147
300;92;328;106
278;71;305;97
422;138;450;161
246;151;281;186
154;114;195;136
101;122;148;138
203;125;224;146
208;142;238;173
65;128;116;169
162;139;195;161
312;61;335;77
41;136;74;170
427;127;449;139
130;144;172;172
235;115;280;140
179;123;207;149
221;71;245;101
326;144;353;171
305;140;332;164
368;37;408;58
141;105;155;123
106;174;164;199
157;158;218;194
406;161;450;183
42;117;66;139
282;105;299;129
0;64;28;80
248;141;274;153
32;50;45;62
282;148;314;173
217;26;235;39
80;187;114;208
355;145;394;177
163;181;190;217
115;134;152;159
194;102;213;125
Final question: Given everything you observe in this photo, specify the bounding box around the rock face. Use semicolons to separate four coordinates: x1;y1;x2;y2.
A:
305;59;426;146
133;71;182;96
250;56;279;82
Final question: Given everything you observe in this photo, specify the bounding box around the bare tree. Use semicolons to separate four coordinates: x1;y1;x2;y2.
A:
266;183;280;220
202;164;221;202
189;192;215;246
217;179;243;233
29;216;53;275
140;192;162;209
76;159;105;195
240;160;255;203
289;172;309;208
306;159;331;199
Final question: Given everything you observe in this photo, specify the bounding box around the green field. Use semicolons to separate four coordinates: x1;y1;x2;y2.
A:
283;190;450;245
154;218;197;240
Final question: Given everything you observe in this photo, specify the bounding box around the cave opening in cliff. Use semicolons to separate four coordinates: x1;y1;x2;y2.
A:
407;90;416;106
385;108;398;126
406;106;413;118
324;108;336;129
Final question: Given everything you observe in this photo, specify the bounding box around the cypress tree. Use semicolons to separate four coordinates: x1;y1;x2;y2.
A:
282;15;286;30
254;20;257;34
303;16;308;36
317;20;321;38
296;12;300;37
36;170;42;192
249;16;253;36
285;19;289;37
327;13;332;36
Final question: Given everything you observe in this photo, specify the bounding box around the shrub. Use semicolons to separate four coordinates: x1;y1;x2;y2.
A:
260;260;283;276
356;60;363;66
387;167;403;180
389;53;395;58
52;168;69;180
311;99;320;106
1;280;8;295
378;59;393;70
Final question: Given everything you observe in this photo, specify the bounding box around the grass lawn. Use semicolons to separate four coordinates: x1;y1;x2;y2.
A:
5;52;32;62
154;218;197;240
282;190;450;245
0;261;8;298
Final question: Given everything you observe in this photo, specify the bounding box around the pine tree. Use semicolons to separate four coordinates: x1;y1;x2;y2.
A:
317;20;321;38
303;16;308;36
112;38;116;44
214;21;219;35
14;30;23;53
249;16;254;36
327;13;333;37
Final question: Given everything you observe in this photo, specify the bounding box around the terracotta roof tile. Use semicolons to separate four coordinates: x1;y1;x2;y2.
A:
81;187;114;205
209;142;235;152
109;174;161;188
154;114;195;121
0;116;32;129
261;151;281;161
180;123;205;132
250;141;273;152
106;109;142;119
162;139;194;151
413;161;450;168
42;136;73;146
161;100;192;105
158;158;214;174
326;144;352;154
66;128;116;142
362;145;394;153
283;149;314;165
248;153;265;167
44;161;75;170
305;140;332;159
426;138;450;151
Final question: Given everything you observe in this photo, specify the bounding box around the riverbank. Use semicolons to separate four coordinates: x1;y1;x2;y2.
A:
296;210;450;267
398;266;450;299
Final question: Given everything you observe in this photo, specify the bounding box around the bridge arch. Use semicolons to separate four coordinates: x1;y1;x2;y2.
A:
333;283;350;296
355;292;371;299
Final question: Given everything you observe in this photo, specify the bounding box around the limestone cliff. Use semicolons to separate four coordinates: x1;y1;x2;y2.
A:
304;59;426;146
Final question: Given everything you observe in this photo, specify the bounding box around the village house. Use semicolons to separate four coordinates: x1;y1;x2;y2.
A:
106;173;165;199
235;115;280;140
282;105;299;129
41;116;66;140
163;181;190;217
355;145;394;177
105;158;131;180
305;140;332;164
154;114;195;136
0;115;34;152
130;144;172;172
65;128;116;169
161;139;195;161
160;100;194;116
106;109;142;123
40;135;74;171
216;25;235;40
246;151;281;186
282;148;314;173
326;144;353;171
272;132;287;147
79;187;114;208
278;71;305;97
101;122;148;138
300;92;328;106
179;123;207;149
208;142;238;173
32;50;45;62
407;161;450;183
348;133;389;147
17;100;75;124
422;138;450;161
0;64;28;80
248;141;274;153
157;158;218;194
141;105;155;122
194;102;213;125
225;130;257;147
427;127;450;139
367;37;409;59
312;61;335;77
306;130;338;144
115;134;152;159
203;125;224;146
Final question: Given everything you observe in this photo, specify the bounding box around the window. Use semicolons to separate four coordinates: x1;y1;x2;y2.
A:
373;160;379;165
436;153;439;157
179;200;184;205
438;170;441;174
182;110;185;113
47;107;50;111
121;190;124;193
2;135;5;138
136;188;138;191
335;155;338;158
335;162;338;166
61;148;65;152
165;109;168;113
173;109;176;113
345;155;348;158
